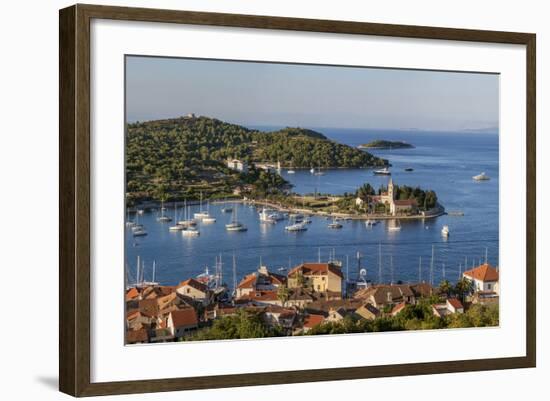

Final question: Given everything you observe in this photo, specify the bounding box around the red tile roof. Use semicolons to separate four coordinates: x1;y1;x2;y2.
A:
303;314;325;328
126;287;140;301
177;278;208;293
288;263;344;279
463;264;499;282
237;273;257;289
447;298;464;310
170;308;198;328
126;329;149;343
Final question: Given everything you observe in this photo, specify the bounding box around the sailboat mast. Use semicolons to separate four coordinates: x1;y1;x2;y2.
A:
232;253;237;295
378;243;382;284
418;256;422;283
430;245;435;286
152;260;156;283
136;255;140;286
390;255;394;285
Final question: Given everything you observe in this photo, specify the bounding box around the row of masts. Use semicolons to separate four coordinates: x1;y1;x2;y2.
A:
128;245;491;291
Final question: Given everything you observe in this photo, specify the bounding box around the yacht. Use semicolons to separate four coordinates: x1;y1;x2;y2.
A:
328;219;343;229
221;199;233;213
374;167;391;175
473;172;490;181
259;208;276;224
201;202;216;223
441;225;450;237
287;169;295;174
309;167;315;174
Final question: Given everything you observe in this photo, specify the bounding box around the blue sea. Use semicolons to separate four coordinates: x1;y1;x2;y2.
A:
125;128;499;288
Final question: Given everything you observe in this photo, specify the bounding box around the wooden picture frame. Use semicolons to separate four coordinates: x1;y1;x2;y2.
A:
59;3;536;397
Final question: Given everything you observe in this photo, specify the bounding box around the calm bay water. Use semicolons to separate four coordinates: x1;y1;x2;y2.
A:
126;129;499;287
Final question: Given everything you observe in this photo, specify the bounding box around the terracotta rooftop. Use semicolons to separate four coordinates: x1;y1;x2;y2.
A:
463;263;499;282
391;302;407;315
170;308;198;328
303;314;325;329
447;298;464;310
177;278;209;293
126;287;140;301
288;263;344;279
126;328;149;344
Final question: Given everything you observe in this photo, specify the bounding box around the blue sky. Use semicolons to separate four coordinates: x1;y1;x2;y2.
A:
126;56;499;131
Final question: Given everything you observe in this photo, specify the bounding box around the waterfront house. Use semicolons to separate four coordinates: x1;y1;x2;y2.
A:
226;158;248;173
354;284;416;309
325;307;347;323
390;199;418;216
167;308;199;338
355;303;380;320
287;262;343;295
176;278;211;305
432;298;464;317
462;263;499;294
446;298;464;314
262;305;297;330
235;265;287;299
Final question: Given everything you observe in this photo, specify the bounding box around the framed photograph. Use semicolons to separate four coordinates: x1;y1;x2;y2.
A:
59;4;536;397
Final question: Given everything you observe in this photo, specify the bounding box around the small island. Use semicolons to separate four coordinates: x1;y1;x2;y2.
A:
358;140;414;150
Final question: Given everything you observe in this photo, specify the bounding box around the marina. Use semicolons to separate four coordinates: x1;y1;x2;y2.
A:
126;129;498;288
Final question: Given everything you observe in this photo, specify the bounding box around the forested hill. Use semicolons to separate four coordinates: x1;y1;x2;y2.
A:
126;116;387;201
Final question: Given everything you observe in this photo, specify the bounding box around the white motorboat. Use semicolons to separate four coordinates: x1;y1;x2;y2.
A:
285;222;308;231
202;216;216;223
259;208;276;223
473;172;490;181
365;219;378;227
310;167;315;174
374;167;391;175
441;225;450;237
182;227;200;236
133;228;148;237
287;169;295;174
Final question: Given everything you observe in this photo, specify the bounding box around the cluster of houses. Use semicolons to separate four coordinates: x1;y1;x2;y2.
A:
126;260;500;343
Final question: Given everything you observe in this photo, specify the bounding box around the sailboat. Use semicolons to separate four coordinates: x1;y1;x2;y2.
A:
194;192;209;219
126;208;136;227
473;172;490;181
201;201;216;223
157;200;172;222
309;167;315;174
259;207;276;224
285;215;307;232
328;218;343;229
387;219;401;232
169;203;184;231
177;200;197;227
441;225;450;237
225;206;247;231
374;167;391;175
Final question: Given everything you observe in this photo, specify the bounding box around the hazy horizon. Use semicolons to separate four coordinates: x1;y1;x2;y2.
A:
126;56;499;132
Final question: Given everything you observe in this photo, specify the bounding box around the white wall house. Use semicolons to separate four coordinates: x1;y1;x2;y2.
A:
462;263;499;294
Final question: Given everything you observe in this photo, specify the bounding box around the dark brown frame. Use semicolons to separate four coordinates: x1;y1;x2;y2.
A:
59;3;536;397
